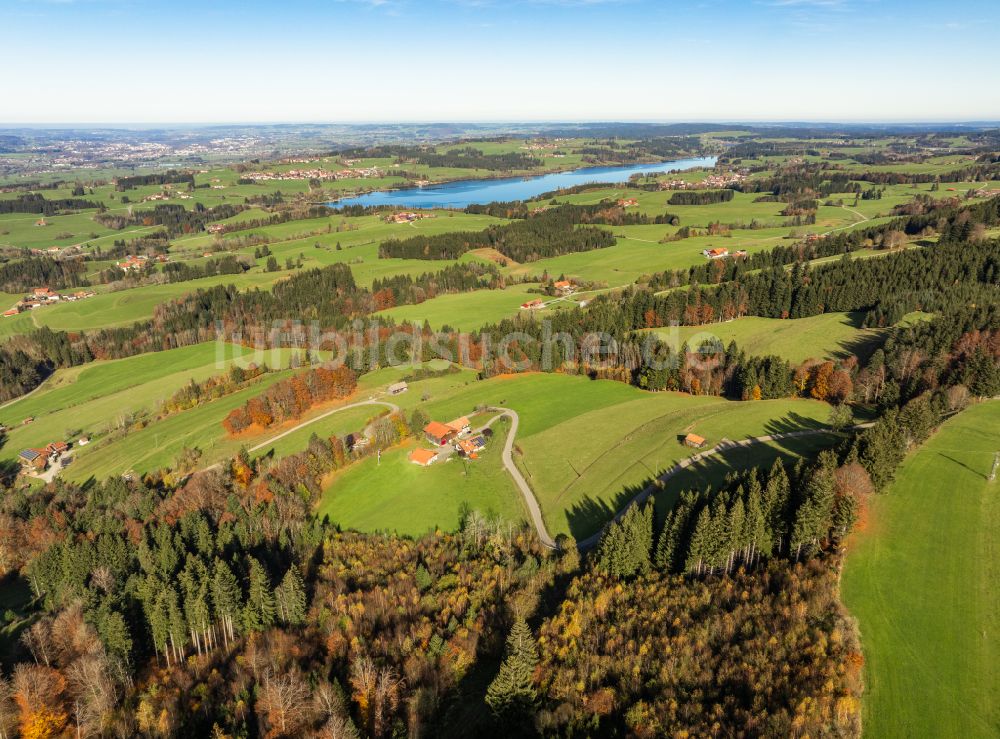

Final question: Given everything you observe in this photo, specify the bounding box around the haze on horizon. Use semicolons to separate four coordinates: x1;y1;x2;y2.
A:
2;0;998;124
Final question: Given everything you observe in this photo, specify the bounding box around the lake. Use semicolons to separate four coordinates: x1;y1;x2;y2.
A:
330;155;717;209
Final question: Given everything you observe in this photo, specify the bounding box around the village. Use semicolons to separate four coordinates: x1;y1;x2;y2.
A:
242;166;384;182
3;285;96;317
659;170;748;190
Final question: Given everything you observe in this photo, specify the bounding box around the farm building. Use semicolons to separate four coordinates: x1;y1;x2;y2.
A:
346;432;370;451
446;417;471;436
520;299;544;310
457;436;487;458
702;248;729;260
408;448;439;466
18;449;48;471
45;441;69;456
387;381;408;395
617;198;639;207
553;280;575;295
683;433;707;449
424;421;456;445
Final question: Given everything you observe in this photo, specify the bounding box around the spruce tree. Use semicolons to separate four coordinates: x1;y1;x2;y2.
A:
212;559;242;646
243;557;276;632
485;619;538;722
276;565;307;625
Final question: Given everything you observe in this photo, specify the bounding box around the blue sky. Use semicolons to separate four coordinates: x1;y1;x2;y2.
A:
2;0;998;123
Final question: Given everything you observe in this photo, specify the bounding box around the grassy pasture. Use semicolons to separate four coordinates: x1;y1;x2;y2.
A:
316;426;525;537
643;311;886;364
0;343;264;461
841;401;999;738
50;361;478;482
376;284;538;331
60;370;297;482
335;372;841;539
510;389;836;538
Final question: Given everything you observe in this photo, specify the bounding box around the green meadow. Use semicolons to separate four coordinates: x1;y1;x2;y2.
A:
314;372;841;540
0;343;263;462
376;284;538;331
841;401;999;738
317;426;525;537
643;311;886;364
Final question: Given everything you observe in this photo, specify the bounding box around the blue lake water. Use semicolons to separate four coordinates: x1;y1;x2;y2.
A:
330;155;717;209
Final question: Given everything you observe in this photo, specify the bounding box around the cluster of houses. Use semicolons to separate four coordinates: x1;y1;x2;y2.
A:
659;171;747;190
116;253;169;272
4;286;95;317
18;440;75;473
701;248;748;260
384;212;436;224
141;191;191;202
520;280;578;310
408;416;487;466
243;167;384;182
553;279;575;295
28;245;80;258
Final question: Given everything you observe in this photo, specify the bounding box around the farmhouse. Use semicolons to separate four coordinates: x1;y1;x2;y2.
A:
3;307;21;317
387;381;408;395
446;416;471;436
683;433;707;449
206;223;227;234
553;280;575;295
617;198;639;207
386;212;434;224
457;436;487;458
18;449;48;471
520;298;544;310
117;255;148;272
45;441;69;456
408;448;439;467
424;421;456;445
702;247;729;260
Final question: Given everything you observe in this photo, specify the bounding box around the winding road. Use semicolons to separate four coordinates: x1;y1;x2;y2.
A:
200;397;399;473
484;406;872;552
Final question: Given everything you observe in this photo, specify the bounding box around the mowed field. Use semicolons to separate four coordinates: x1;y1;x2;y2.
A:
841;401;999;738
317;419;526;537
315;372;841;540
644;311;887;364
46;359;478;482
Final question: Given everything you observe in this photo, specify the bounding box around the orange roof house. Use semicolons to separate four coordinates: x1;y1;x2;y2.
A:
446;417;471;435
702;247;729;259
409;448;439;466
683;433;707;449
424;421;455;445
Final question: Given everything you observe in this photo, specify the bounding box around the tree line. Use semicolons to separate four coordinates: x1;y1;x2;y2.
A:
378;205;615;262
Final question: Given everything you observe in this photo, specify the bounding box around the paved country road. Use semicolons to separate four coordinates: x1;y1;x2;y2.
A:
200;398;399;473
485;407;873;553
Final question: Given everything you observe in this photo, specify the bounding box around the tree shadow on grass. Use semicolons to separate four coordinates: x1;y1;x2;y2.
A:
564;432;844;542
762;411;828;437
937;452;986;481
